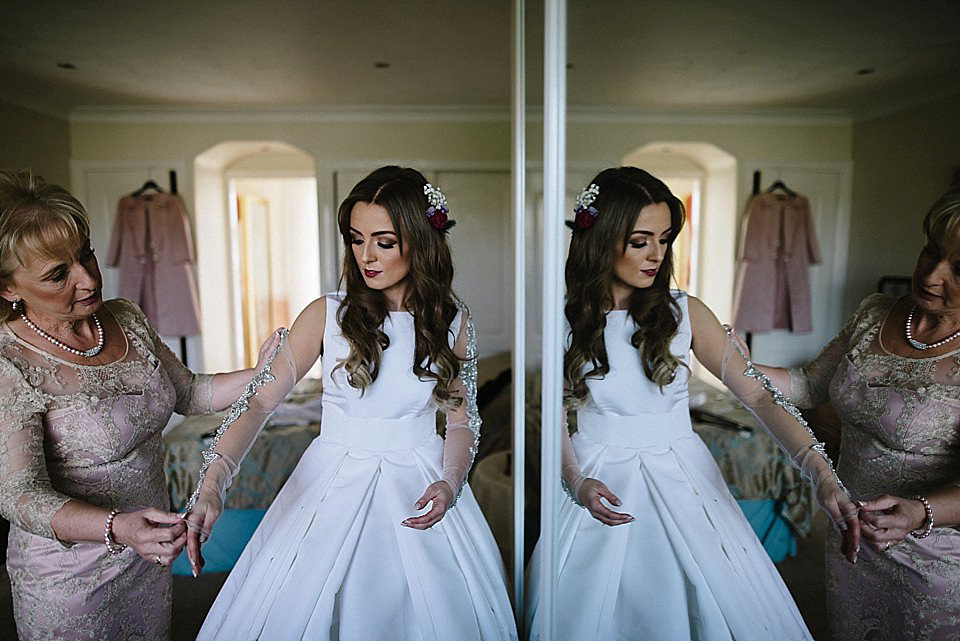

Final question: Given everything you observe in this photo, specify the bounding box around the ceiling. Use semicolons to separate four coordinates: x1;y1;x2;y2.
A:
2;0;959;121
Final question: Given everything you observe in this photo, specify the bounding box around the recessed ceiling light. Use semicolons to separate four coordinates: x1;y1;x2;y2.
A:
374;62;390;69
56;62;76;70
856;68;875;75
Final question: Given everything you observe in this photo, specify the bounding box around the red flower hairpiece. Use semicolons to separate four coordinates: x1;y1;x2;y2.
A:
424;183;456;232
572;183;600;229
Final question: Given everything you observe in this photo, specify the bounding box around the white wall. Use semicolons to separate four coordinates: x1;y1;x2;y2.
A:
848;93;960;317
0;100;71;185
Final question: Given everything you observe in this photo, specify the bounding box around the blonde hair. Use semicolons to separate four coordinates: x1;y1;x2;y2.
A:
922;186;960;244
0;171;90;322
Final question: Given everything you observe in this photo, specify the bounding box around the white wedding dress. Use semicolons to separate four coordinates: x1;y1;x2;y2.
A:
198;294;517;641
527;292;812;641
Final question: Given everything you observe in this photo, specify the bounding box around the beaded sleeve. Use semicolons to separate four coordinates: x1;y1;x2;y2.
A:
440;306;482;506
722;324;848;496
182;329;289;513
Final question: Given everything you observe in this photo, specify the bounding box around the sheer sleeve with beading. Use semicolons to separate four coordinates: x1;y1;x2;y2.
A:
439;306;482;506
718;324;855;527
182;327;304;513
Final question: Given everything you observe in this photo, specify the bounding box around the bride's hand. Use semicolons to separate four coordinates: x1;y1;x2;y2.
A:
578;478;635;526
401;481;454;530
182;486;224;577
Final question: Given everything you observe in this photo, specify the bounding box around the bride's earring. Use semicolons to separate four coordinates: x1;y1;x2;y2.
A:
10;299;20;312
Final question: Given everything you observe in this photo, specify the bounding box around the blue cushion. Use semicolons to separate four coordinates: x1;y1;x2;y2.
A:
172;509;266;575
737;498;797;563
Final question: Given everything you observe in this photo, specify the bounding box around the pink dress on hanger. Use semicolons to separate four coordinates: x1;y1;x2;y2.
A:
107;193;201;336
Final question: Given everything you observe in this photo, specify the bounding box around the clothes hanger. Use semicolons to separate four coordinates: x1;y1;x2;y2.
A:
132;179;164;197
765;179;796;197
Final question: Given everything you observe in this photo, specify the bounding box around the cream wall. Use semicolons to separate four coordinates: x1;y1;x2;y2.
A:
0;101;71;185
566;116;854;326
68;111;855;346
70;117;509;166
848;93;960;316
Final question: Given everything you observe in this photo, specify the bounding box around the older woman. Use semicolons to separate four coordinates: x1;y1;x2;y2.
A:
0;171;267;641
758;187;960;640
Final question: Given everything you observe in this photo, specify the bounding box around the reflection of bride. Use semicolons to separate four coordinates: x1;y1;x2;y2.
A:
187;166;517;640
527;167;857;641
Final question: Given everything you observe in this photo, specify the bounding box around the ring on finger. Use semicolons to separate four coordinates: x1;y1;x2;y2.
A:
155;555;163;565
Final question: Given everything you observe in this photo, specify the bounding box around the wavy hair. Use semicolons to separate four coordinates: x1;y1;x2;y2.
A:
0;171;91;322
335;166;462;410
564;166;686;407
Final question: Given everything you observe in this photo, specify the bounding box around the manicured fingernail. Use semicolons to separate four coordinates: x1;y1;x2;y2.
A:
626;516;635;522
855;500;865;507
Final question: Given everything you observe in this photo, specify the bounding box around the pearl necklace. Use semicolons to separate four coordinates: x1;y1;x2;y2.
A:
20;312;105;358
905;306;960;350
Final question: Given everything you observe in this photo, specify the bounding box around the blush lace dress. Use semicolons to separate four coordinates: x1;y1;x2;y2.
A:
196;294;517;641
788;293;960;641
0;298;212;641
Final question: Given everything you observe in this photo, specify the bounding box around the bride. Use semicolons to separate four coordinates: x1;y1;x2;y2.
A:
527;166;858;641
187;166;517;641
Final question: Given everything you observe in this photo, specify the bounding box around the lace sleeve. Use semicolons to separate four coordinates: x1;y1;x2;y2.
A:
122;299;213;414
439;306;481;506
787;294;883;407
0;356;72;540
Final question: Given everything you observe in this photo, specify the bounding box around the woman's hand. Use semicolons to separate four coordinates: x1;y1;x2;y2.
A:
858;495;927;552
577;478;634;526
402;481;455;530
183;487;225;577
111;508;187;566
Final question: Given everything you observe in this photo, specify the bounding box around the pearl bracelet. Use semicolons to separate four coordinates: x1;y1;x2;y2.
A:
103;509;126;554
910;495;935;539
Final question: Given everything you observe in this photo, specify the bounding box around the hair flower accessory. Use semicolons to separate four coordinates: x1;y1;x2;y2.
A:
424;183;456;232
572;183;601;229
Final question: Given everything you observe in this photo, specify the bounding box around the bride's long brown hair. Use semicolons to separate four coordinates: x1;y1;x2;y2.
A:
564;167;686;407
335;166;461;410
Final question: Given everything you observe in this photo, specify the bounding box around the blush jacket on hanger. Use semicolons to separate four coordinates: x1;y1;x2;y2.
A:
732;192;821;333
107;192;201;336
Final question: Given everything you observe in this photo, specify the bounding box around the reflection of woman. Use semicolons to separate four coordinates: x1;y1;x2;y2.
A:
757;188;960;641
0;171;263;640
526;167;856;641
192;166;517;640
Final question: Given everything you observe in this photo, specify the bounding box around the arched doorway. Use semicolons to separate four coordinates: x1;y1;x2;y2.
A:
622;142;738;325
194;142;320;372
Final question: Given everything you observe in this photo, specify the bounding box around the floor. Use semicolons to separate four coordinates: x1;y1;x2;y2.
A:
0;512;832;640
